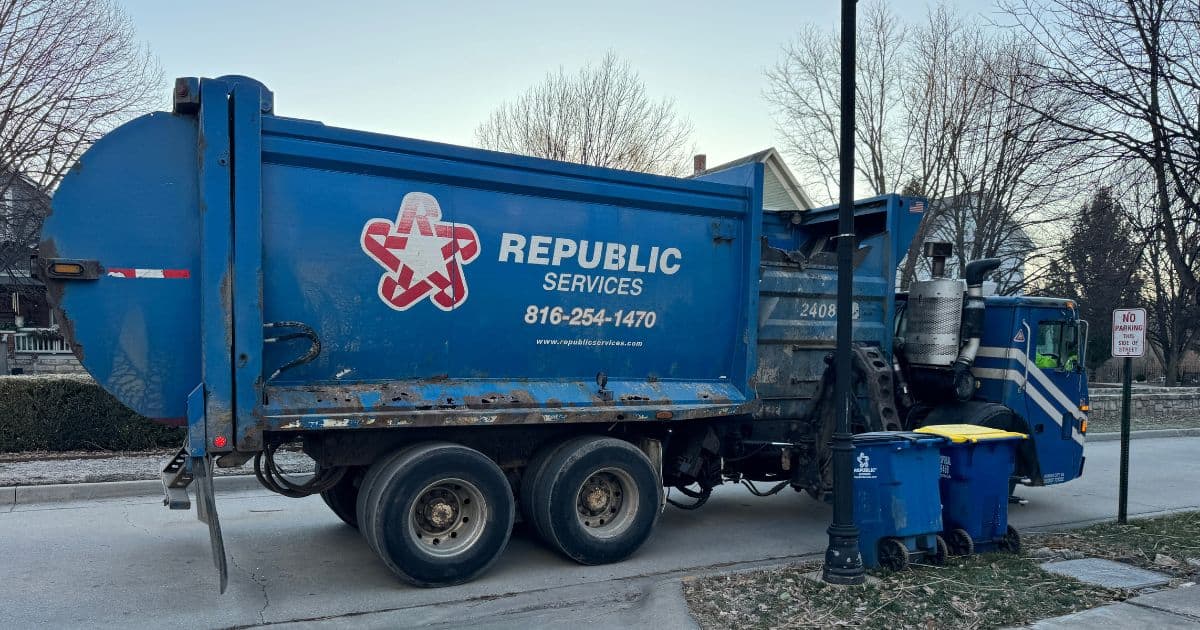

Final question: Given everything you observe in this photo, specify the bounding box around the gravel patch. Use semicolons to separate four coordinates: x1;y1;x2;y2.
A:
0;449;315;486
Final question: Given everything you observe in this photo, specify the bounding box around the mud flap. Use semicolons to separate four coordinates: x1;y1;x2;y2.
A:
193;456;228;594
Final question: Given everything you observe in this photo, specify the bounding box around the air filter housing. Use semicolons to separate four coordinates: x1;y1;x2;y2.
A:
904;278;963;367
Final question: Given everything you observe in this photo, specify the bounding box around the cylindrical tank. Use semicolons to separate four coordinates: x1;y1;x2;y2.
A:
904;279;963;367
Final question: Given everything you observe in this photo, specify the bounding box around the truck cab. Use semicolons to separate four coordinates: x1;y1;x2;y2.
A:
972;296;1088;486
895;290;1088;489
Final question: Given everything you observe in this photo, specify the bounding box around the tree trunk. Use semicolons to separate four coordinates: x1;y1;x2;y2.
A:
1165;348;1180;387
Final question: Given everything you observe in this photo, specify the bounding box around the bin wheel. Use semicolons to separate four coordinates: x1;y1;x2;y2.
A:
359;442;515;587
929;535;949;566
319;468;361;529
528;436;662;565
878;538;910;571
1000;525;1022;555
948;528;975;556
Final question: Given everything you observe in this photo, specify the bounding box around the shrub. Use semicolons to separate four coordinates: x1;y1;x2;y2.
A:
0;375;184;452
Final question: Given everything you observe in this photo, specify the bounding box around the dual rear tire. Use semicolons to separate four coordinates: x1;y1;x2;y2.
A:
330;436;660;587
521;436;662;565
319;471;361;529
356;443;515;587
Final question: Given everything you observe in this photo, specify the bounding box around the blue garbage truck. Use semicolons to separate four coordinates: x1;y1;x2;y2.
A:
38;76;1089;589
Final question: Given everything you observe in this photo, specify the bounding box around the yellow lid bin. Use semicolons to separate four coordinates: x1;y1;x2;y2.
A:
914;424;1027;443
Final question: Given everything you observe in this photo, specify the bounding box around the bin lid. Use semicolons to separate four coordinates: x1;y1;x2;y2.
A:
914;424;1027;443
852;431;945;445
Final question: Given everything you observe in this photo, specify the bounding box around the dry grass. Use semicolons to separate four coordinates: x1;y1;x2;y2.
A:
684;511;1200;630
1033;511;1200;578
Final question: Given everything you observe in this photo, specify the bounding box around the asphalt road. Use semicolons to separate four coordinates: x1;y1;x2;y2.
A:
1;436;1196;629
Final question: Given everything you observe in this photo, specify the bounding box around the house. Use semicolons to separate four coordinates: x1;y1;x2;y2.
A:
0;170;82;375
908;193;1034;295
691;148;815;212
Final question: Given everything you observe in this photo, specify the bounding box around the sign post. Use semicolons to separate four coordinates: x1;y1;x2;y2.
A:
1112;308;1146;524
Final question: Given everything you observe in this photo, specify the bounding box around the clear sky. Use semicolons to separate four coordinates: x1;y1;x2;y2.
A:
119;0;998;169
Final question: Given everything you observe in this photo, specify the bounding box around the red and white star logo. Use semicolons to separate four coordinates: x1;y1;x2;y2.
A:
360;192;481;311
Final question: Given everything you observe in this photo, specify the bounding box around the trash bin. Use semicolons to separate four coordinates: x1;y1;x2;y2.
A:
851;431;948;570
914;424;1026;555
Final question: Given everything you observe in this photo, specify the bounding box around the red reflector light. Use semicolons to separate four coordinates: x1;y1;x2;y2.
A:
213;435;228;448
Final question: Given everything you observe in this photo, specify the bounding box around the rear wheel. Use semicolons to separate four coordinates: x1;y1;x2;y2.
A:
360;443;515;587
319;469;361;528
528;436;662;565
357;447;415;555
520;439;572;543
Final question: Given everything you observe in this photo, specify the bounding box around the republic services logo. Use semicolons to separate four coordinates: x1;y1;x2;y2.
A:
360;192;481;311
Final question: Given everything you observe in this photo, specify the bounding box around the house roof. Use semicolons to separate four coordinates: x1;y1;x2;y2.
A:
0;168;46;195
695;147;814;211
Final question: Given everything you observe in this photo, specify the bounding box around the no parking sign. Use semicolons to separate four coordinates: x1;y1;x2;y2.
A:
1112;308;1146;358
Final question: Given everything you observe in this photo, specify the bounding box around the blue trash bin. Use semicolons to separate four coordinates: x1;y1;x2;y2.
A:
851;432;948;570
915;424;1027;554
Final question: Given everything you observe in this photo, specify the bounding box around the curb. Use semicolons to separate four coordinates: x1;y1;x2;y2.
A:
1087;428;1200;442
4;430;1198;506
3;473;265;507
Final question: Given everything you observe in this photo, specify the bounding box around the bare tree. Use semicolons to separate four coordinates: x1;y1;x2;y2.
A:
927;38;1090;295
767;2;1084;291
0;0;159;288
1002;0;1200;296
1042;186;1144;375
475;52;693;176
764;1;908;202
1117;163;1200;385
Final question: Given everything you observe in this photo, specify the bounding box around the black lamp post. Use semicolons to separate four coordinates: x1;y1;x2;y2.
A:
822;0;866;586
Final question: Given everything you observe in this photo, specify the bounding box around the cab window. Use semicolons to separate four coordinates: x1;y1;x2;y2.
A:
1036;321;1080;371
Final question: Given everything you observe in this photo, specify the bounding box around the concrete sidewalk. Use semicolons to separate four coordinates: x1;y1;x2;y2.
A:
1030;584;1200;629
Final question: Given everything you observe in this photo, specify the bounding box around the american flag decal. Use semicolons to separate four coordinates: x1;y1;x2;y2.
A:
106;268;191;279
910;200;925;213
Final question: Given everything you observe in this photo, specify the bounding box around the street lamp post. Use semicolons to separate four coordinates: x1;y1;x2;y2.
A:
822;0;866;586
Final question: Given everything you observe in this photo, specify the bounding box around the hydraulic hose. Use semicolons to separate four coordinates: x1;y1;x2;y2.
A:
253;441;346;498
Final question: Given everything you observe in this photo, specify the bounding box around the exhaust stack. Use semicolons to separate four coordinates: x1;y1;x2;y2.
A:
951;257;1002;399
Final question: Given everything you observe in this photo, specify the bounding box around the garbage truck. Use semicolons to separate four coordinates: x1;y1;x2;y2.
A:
38;76;1089;590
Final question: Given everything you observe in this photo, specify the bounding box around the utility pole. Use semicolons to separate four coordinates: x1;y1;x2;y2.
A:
822;0;865;586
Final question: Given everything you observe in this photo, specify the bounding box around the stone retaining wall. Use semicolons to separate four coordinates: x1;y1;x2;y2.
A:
1089;387;1200;423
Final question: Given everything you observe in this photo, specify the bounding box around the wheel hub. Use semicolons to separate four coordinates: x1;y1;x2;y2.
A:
584;486;610;513
408;479;488;557
425;499;457;530
578;474;622;520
